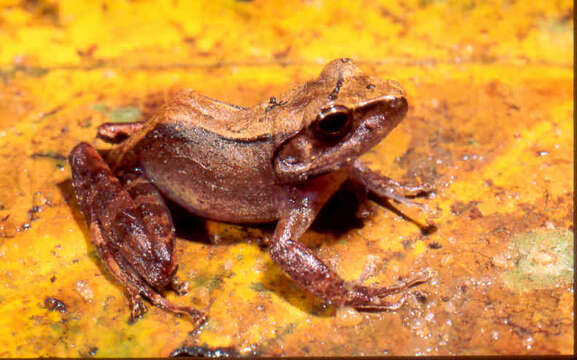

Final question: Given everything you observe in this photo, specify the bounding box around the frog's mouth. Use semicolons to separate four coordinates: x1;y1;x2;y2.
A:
273;95;408;184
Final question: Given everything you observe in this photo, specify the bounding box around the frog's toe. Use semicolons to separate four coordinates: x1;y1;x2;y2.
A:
170;274;189;296
128;292;148;322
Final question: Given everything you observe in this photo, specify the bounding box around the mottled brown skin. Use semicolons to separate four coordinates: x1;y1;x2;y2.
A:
69;58;431;325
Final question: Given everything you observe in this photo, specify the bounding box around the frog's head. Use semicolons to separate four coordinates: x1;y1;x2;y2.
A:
273;58;408;183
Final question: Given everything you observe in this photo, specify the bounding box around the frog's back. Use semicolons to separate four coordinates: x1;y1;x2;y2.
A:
156;87;321;141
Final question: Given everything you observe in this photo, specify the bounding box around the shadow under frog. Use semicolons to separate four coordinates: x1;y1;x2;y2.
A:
68;58;433;326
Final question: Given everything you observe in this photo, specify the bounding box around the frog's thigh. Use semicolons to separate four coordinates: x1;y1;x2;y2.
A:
118;167;177;282
69;143;205;323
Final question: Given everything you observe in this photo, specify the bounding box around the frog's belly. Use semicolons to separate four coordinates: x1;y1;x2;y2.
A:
148;161;283;224
138;124;283;224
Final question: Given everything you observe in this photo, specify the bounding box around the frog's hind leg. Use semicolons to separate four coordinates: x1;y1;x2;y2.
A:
69;142;205;325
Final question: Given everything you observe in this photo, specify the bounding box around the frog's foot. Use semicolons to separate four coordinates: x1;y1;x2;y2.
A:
270;234;430;311
126;289;148;320
69;142;206;326
344;270;430;310
170;273;190;296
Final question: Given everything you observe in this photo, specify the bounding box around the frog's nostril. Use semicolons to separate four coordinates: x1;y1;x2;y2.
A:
389;97;406;108
399;97;408;110
389;97;408;115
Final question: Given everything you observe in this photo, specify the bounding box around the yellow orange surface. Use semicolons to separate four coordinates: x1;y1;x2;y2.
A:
0;0;573;356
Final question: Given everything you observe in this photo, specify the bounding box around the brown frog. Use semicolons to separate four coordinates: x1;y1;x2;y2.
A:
69;58;431;326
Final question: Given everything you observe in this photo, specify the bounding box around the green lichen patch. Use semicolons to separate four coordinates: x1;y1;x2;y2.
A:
91;104;142;123
107;106;142;123
502;229;573;292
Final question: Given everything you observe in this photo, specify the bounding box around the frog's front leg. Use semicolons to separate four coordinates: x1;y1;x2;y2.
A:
69;142;206;325
269;184;429;310
352;160;433;208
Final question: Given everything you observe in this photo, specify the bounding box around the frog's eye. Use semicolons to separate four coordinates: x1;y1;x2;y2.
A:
314;105;352;139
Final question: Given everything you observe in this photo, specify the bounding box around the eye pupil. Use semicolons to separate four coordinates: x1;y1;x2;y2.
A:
318;112;348;133
315;105;352;138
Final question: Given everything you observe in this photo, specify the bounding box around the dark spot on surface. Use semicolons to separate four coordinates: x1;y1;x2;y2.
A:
50;275;57;283
414;291;427;303
170;345;240;357
30;205;42;216
44;297;67;313
420;223;438;235
468;206;483;219
22;0;59;24
88;347;98;356
273;46;291;59
31;152;67;161
450;200;480;216
79;116;92;128
250;282;267;293
428;241;442;249
40;106;63;118
18;223;31;231
77;44;98;58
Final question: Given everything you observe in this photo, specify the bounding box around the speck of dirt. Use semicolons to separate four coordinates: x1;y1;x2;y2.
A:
428;241;442;249
44;297;67;313
170;345;240;357
502;229;573;292
468;205;483;219
88;346;98;356
450;200;480;216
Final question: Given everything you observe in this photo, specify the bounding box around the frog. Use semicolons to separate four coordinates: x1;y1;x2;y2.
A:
68;58;432;326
